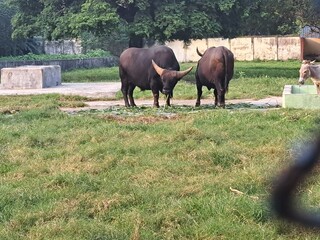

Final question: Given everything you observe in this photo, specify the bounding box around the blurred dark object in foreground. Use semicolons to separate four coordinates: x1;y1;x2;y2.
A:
269;0;320;228
271;134;320;227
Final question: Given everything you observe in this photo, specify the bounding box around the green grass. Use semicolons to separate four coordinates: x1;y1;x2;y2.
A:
63;67;120;83
63;60;302;100
1;94;320;239
1;61;320;239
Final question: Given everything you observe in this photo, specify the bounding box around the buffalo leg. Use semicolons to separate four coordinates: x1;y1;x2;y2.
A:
128;84;136;107
166;95;171;107
213;89;218;106
121;83;130;107
152;90;160;108
217;91;226;108
195;84;202;107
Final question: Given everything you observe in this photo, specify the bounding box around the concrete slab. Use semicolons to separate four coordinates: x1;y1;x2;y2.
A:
1;65;61;89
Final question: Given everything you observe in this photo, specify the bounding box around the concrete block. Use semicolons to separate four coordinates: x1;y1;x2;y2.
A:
282;85;320;109
0;65;61;89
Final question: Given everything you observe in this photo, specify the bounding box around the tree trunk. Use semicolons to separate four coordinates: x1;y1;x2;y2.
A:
117;4;143;48
129;34;143;48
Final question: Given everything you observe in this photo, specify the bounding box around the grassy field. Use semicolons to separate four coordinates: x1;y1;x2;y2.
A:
2;61;320;239
63;60;302;101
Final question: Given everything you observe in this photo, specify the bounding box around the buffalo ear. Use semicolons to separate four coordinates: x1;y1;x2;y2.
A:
152;60;165;76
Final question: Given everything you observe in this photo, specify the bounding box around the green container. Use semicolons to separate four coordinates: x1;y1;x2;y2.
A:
282;85;320;109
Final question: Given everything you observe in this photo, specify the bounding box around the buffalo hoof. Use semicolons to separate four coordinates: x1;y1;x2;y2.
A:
125;104;136;108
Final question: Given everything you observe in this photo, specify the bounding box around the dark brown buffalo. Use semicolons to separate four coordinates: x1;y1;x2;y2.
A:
195;46;234;108
119;46;193;107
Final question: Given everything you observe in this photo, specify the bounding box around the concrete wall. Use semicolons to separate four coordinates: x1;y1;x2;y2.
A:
44;40;82;55
43;36;302;62
230;38;254;61
166;36;301;62
278;37;301;60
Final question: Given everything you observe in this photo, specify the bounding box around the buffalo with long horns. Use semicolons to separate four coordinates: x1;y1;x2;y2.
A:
119;46;193;107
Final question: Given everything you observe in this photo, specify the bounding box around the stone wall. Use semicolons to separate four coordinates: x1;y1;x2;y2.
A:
0;56;119;72
166;36;301;62
44;40;82;55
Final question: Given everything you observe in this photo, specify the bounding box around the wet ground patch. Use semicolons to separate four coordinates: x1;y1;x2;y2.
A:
64;103;280;123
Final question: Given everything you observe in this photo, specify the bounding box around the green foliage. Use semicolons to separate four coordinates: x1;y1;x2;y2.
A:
79;22;129;56
7;0;44;39
71;0;119;37
0;49;110;61
7;0;318;48
0;0;42;56
7;0;120;40
152;1;221;41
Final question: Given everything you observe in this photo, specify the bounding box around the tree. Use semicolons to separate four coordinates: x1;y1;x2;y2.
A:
233;0;319;36
7;0;119;40
0;0;41;56
113;0;236;45
7;0;238;47
294;0;320;33
0;0;14;55
6;0;320;50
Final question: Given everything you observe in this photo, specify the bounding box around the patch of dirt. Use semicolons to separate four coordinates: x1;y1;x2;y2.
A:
60;97;282;113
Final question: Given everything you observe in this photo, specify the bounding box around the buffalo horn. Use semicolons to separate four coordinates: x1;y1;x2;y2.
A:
175;66;193;79
152;60;165;76
196;47;203;57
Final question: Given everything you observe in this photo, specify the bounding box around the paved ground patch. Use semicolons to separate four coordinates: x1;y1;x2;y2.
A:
0;82;121;98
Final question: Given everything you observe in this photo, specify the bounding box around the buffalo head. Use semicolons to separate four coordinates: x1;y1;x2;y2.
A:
152;60;193;98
